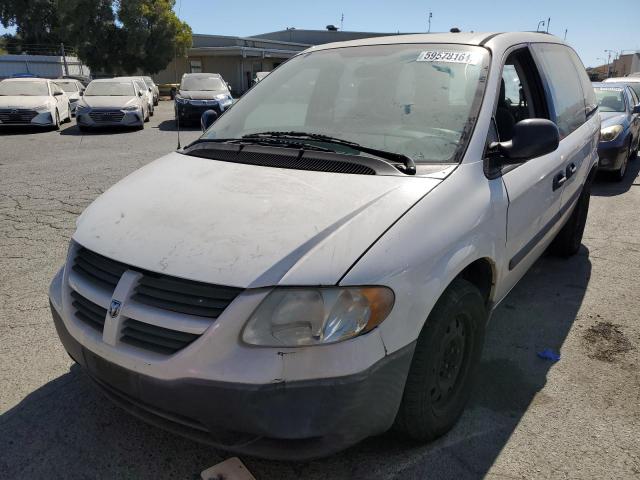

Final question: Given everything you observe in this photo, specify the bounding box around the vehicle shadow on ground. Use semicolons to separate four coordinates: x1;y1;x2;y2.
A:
0;250;591;479
591;156;640;197
0;125;57;135
59;124;143;136
156;119;201;132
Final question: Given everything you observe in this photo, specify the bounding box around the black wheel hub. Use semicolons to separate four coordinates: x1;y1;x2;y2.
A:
431;314;467;407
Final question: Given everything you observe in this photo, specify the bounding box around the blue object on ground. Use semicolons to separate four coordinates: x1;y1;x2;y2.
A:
537;349;561;362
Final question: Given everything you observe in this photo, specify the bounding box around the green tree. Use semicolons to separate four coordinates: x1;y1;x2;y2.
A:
117;0;192;74
0;0;192;74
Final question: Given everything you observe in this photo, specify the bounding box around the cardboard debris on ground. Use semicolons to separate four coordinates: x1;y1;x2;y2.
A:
201;457;257;480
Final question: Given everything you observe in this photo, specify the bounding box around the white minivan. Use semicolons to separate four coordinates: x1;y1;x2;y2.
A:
49;32;599;460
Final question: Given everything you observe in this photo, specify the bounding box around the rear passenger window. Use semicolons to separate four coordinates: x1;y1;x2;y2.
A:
531;44;587;138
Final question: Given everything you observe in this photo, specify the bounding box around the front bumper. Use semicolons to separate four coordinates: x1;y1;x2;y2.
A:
76;109;144;128
0;110;55;127
598;136;629;171
51;302;414;460
175;101;222;124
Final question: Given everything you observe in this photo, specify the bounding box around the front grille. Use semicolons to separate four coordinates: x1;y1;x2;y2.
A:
71;290;107;332
0;109;38;124
70;245;244;355
132;275;242;318
73;247;128;293
89;110;125;123
121;318;199;354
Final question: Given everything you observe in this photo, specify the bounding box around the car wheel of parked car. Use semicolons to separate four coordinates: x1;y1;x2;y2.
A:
549;178;592;257
65;103;72;123
78;125;89;133
154;98;159;106
150;105;154;117
394;278;486;442
614;143;631;182
52;110;60;130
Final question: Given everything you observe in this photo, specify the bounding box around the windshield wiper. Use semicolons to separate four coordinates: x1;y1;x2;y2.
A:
242;131;416;175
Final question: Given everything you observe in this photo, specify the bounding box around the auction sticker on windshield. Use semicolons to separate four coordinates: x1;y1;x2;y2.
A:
417;51;479;64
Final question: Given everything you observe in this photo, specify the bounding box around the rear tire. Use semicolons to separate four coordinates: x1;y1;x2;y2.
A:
394;278;486;442
52;110;60;130
549;178;592;257
613;143;631;182
78;125;89;133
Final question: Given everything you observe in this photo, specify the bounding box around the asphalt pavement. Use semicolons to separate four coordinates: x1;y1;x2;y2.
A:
1;102;639;479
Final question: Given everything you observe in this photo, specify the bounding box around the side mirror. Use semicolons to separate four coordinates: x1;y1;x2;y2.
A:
489;119;559;163
201;109;218;131
148;87;152;92
633;104;640;114
79;90;84;96
138;91;143;97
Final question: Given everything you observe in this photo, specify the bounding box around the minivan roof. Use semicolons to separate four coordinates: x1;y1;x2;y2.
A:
308;31;565;53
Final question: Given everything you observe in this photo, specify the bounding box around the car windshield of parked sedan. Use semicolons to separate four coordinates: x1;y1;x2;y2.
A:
0;81;49;96
84;81;135;96
595;88;625;112
54;81;78;92
181;76;225;91
201;44;490;163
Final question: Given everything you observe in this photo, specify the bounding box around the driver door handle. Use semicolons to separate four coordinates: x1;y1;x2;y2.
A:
553;172;567;191
566;162;577;178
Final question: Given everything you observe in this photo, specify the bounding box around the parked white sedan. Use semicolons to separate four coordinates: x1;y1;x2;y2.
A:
54;79;85;116
0;77;71;129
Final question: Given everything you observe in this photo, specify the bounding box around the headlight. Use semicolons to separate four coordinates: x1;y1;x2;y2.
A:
33;104;50;112
601;125;623;142
122;105;140;111
75;104;90;114
242;287;395;347
175;96;188;104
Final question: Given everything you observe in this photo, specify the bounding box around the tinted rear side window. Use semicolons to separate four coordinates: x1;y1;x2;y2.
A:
566;48;598;116
531;43;587;138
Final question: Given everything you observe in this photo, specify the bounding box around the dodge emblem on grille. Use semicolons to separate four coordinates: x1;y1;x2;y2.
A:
109;300;122;318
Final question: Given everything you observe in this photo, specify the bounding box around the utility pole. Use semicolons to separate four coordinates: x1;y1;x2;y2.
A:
563;29;568;41
605;50;614;78
340;13;344;30
60;43;69;76
546;17;551;33
428;11;432;33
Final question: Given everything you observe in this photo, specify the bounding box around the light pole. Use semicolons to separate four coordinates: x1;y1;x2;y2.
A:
536;20;545;32
605;49;618;78
546;17;551;33
428;12;432;33
563;29;567;41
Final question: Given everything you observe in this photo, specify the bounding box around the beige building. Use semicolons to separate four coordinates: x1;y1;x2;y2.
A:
611;52;640;77
154;28;401;94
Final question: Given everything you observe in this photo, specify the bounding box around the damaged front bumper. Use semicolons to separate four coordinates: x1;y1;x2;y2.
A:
51;303;414;459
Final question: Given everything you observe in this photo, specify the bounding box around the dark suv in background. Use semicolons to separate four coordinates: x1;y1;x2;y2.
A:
174;73;233;126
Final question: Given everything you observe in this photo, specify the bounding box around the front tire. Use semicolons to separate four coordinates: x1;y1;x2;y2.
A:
395;278;486;441
549;178;592;257
52;110;60;130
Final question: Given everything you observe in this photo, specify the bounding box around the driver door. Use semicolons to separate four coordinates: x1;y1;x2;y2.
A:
492;46;565;300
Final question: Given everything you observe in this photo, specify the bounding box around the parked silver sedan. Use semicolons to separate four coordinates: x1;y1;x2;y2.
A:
75;78;150;131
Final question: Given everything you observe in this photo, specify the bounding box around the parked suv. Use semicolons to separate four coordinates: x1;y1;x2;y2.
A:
49;32;599;460
174;72;233;126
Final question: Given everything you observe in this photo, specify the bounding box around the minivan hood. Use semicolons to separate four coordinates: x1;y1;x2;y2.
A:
179;89;227;100
74;152;441;288
0;95;51;109
82;95;138;109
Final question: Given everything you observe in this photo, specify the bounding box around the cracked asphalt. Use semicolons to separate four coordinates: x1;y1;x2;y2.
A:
1;102;639;479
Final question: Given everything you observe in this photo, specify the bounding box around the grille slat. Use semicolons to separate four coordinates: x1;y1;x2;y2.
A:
71;290;106;332
121;319;198;354
73;248;127;292
133;275;241;318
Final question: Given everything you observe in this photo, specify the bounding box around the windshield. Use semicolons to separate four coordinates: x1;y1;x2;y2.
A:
201;44;489;163
85;81;134;96
54;81;78;92
181;75;225;91
595;88;625;112
0;81;49;96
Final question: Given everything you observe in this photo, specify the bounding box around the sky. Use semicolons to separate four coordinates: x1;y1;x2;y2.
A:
2;0;638;67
